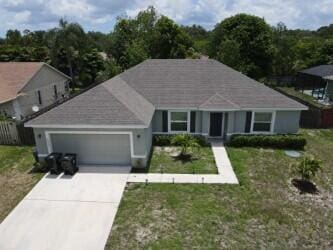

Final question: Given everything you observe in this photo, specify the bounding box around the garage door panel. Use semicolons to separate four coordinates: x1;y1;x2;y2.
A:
51;134;131;165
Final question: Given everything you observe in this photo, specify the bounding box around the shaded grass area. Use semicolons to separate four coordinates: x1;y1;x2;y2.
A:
0;146;44;222
276;87;330;109
107;129;333;249
146;146;217;174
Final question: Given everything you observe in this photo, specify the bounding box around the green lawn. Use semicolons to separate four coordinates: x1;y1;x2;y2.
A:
0;146;44;222
146;146;217;174
107;129;333;249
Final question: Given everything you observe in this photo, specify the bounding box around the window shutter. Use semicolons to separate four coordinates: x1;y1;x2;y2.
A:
190;111;196;133
37;90;42;105
245;111;252;133
162;111;168;132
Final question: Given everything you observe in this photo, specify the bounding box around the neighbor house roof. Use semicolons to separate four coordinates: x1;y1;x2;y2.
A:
0;62;43;104
299;65;333;77
26;59;306;128
0;62;71;104
324;75;333;81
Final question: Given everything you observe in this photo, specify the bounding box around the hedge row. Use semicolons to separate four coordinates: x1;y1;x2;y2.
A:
228;134;306;150
153;134;208;146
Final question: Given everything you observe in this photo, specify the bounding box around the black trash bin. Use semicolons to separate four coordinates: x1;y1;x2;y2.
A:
45;153;63;175
62;154;78;175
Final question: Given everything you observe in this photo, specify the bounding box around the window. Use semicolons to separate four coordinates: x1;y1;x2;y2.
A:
252;112;274;132
37;90;42;105
169;111;189;132
54;85;58;99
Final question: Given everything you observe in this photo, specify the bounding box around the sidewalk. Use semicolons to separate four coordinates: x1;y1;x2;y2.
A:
127;141;239;184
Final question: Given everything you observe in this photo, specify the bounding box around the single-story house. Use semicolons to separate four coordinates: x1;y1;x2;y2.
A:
0;62;71;120
295;65;333;101
26;59;307;167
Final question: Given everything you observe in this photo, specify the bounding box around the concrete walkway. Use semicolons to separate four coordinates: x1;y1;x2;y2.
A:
127;141;238;184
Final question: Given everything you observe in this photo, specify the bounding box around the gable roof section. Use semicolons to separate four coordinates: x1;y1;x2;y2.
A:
0;62;43;103
26;77;155;127
299;65;333;77
199;93;240;110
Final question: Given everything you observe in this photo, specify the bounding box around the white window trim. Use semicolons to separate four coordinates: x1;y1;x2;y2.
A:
168;110;190;133
250;111;276;134
44;130;146;159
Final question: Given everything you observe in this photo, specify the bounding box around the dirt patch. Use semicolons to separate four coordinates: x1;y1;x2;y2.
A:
292;179;319;194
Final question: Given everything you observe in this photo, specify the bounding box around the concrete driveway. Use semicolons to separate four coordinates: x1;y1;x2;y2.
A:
0;166;131;250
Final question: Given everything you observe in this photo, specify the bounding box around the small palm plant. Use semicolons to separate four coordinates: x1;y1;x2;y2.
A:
291;155;322;194
291;155;322;181
171;134;200;157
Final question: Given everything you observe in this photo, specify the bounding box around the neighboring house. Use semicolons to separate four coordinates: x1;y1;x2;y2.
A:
0;62;71;120
296;65;333;101
26;59;307;167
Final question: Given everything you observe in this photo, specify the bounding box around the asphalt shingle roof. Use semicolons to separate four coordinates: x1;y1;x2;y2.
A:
299;65;333;77
121;59;306;109
0;62;43;103
27;59;306;127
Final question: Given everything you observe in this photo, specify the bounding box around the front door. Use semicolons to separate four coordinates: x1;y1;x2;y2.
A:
209;112;223;137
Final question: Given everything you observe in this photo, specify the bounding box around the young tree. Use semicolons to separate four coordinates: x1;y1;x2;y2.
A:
292;156;322;181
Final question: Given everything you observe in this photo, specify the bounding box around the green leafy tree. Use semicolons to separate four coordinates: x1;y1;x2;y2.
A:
209;13;274;79
292;156;322;181
78;49;105;87
47;19;87;86
151;16;193;58
5;29;22;45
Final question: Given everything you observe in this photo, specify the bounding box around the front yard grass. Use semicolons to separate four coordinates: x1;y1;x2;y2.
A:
0;146;44;222
107;129;333;249
147;146;217;174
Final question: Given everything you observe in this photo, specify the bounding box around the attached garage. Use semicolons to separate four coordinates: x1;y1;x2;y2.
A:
50;133;131;165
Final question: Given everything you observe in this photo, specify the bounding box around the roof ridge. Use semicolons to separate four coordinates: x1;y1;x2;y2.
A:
102;76;155;125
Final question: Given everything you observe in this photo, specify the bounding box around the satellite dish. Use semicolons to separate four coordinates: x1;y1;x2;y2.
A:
32;105;40;112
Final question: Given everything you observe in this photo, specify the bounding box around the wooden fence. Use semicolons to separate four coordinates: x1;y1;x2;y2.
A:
0;121;35;145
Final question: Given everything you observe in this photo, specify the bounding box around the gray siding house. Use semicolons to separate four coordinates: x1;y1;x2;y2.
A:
0;62;71;120
26;59;307;167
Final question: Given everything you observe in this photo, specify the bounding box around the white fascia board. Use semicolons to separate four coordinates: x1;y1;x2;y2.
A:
156;107;308;112
25;124;148;129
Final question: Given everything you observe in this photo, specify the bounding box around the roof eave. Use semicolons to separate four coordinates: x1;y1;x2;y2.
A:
24;124;149;129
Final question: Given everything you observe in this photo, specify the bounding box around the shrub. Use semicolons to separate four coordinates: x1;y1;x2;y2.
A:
171;134;200;155
291;155;322;181
228;134;306;149
153;134;208;147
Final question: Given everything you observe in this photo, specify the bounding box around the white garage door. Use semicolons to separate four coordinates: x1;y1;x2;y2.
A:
50;133;131;165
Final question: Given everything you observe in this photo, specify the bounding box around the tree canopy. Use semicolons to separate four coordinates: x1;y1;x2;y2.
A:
209;14;274;79
0;7;332;87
